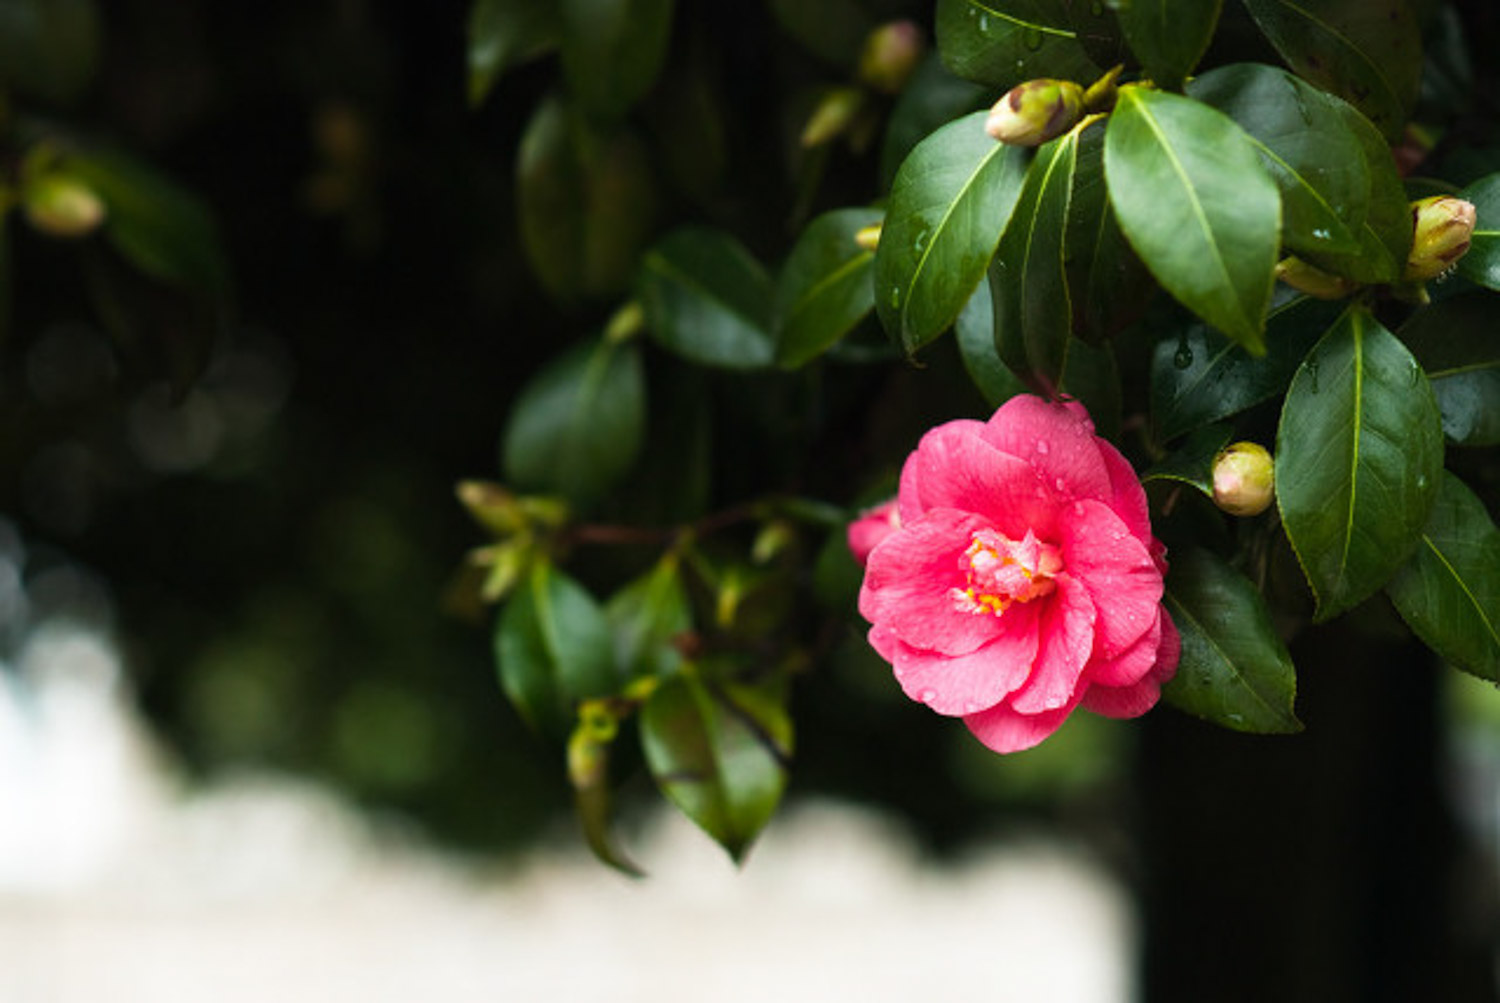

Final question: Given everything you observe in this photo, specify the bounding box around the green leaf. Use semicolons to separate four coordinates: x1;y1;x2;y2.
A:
516;95;657;302
934;0;1100;89
495;561;618;734
1104;87;1280;353
1398;292;1500;447
1063;121;1154;341
1115;0;1221;91
558;0;674;120
992;130;1079;389
774;207;882;367
467;0;559;107
62;149;229;298
638;227;775;368
502;335;646;506
640;674;792;862
568;705;643;876
1188;64;1368;258
1151;294;1344;441
1386;473;1500;681
605;555;693;679
874;111;1031;355
1240;0;1421;141
879;55;991;190
1295;102;1411;284
1162;548;1302;734
955;279;1027;406
1457;173;1500;292
1143;422;1234;496
1275;307;1443;621
1056;336;1121;441
0;0;99;104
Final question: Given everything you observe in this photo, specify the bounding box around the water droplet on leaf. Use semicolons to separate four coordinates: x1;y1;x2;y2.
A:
1173;337;1193;370
1021;27;1044;49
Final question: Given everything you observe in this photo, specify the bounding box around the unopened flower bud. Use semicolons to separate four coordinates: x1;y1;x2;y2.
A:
1274;256;1360;300
985;78;1085;147
857;20;924;95
854;223;881;252
800;86;867;148
456;480;527;536
22;173;106;238
1403;195;1476;282
1212;442;1275;517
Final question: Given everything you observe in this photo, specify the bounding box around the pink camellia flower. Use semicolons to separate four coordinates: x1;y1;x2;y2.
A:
857;395;1179;753
847;499;900;566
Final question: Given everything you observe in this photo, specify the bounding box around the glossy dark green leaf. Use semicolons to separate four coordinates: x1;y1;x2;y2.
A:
874;111;1031;354
879;54;990;190
1162;548;1302;733
1143;423;1233;496
1295;103;1410;284
1457;173;1500;292
774;207;882;367
467;0;559;107
935;0;1100;89
516;95;657;302
955;279;1026;406
1276;308;1443;621
1063;123;1154;341
1386;473;1500;681
1151;294;1343;441
1115;0;1221;91
992;130;1079;389
605;555;692;679
1241;0;1420;141
62;149;229;298
1055;336;1121;441
1104;87;1280;353
638;227;775;368
640;674;792;862
0;0;99;104
1188;64;1368;258
495;561;618;734
502;335;646;505
558;0;674;120
1398;292;1500;447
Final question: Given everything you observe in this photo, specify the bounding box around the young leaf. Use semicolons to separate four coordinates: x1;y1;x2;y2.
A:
495;561;619;734
1457;173;1500;292
638;227;775;369
1188;64;1368;258
1162;548;1302;734
1151;294;1344;441
605;555;692;679
640;674;792;862
774;207;882;367
502;334;646;506
1276;308;1443;622
1104;87;1280;354
1240;0;1421;141
1115;0;1222;91
467;0;559;107
569;704;643;876
1398;292;1500;447
874;111;1031;355
558;0;674;120
992;130;1079;390
1386;473;1500;682
955;280;1027;406
934;0;1099;89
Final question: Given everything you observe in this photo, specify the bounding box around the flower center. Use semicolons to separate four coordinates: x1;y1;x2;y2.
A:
951;528;1061;616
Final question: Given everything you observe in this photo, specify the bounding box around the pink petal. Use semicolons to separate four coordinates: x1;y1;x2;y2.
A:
897;421;1051;538
896;419;986;524
1080;676;1162;719
1087;609;1163;687
887;603;1040;716
858;508;1004;656
1059;499;1162;658
962;692;1082;753
847;499;899;567
978;396;1113;508
1099;440;1152;545
1153;607;1182;683
1009;575;1096;714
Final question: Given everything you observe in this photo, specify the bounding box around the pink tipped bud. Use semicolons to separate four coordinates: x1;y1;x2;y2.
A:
1212;442;1275;517
857;21;925;95
1403;195;1476;282
985;79;1085;147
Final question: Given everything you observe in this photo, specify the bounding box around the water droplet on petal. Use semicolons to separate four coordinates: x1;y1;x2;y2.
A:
1055;477;1068;492
919;688;938;703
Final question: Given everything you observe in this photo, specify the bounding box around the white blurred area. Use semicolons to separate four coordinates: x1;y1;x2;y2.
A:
0;618;1134;1003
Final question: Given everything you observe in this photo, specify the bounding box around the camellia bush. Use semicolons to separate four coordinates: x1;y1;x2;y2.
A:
460;0;1500;872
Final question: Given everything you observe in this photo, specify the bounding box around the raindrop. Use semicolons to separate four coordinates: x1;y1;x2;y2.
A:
1021;27;1044;50
1416;474;1428;491
912;228;931;254
919;688;938;703
1035;441;1050;456
888;285;903;309
978;13;990;31
1173;335;1194;370
1408;360;1422;387
1311;228;1331;242
1307;358;1320;393
1055;478;1068;492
